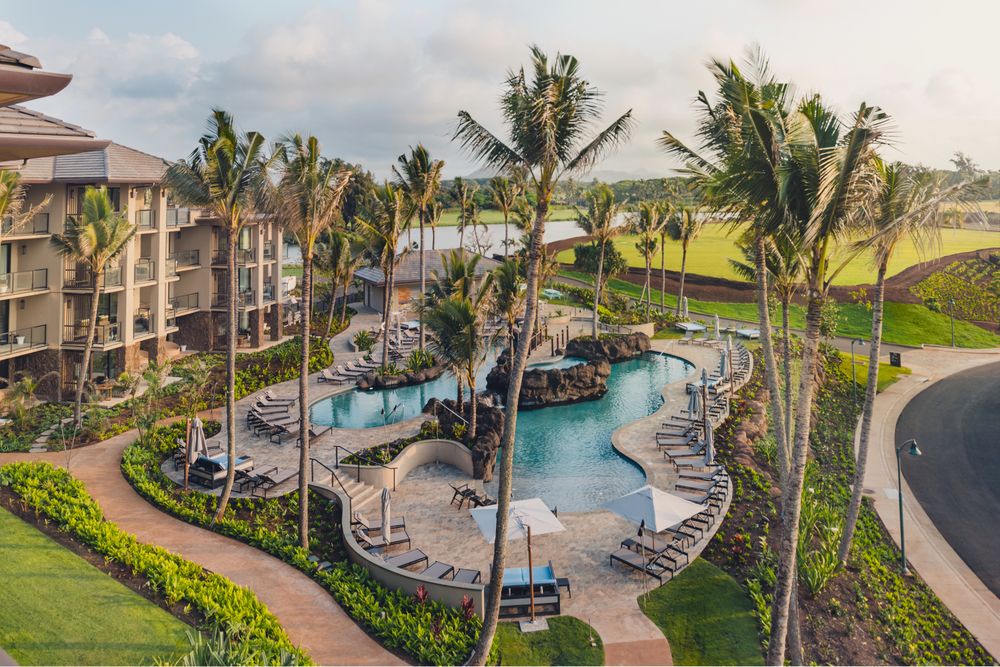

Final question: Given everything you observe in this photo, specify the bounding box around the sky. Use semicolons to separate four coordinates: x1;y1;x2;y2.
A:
4;0;997;180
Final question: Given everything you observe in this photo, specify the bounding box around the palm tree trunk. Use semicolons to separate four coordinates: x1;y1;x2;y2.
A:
470;198;549;665
75;274;103;429
340;278;350;326
782;296;793;448
323;275;339;340
660;233;666;311
756;237;789;484
214;227;239;523
503;212;510;257
380;265;391;372
838;261;887;565
677;244;688;316
767;292;823;666
419;213;426;351
298;254;313;549
468;375;477;446
592;241;605;339
432;224;436;250
456;375;464;415
644;250;651;318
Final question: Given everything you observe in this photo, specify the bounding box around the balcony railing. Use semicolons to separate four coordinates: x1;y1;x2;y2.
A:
211;290;255;308
0;268;48;295
63;321;121;345
165;207;190;227
0;325;46;358
263;282;275;302
1;212;49;235
137;209;156;229
64;266;123;289
262;242;275;260
134;309;154;336
134;258;156;282
211;248;255;265
169;292;199;313
170;249;200;267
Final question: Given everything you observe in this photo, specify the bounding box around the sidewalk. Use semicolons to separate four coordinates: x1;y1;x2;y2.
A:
862;346;1000;659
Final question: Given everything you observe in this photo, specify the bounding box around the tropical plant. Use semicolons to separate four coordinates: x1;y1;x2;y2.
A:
491;259;525;350
426;249;482;306
405;348;434;373
163;109;267;522
357;183;411;371
576;184;627;338
449;176;477;250
665;205;704;316
631;201;667;316
489;176;521;257
454;44;632;663
50;186;136;429
393;144;445;350
316;231;362;339
428;199;443;250
352;329;375;352
0;169;51;240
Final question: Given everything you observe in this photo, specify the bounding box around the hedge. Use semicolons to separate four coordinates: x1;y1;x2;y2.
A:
0;461;308;665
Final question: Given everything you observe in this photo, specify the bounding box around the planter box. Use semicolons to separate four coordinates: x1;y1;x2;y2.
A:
339;438;473;489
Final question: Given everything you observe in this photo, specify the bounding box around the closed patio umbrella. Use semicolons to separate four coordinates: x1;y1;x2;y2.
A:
704;420;715;466
686;385;701;420
681;296;689;320
718;347;729;381
380;487;392;546
713;314;721;340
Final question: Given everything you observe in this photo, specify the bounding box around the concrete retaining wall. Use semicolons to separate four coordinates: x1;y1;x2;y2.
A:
345;438;473;489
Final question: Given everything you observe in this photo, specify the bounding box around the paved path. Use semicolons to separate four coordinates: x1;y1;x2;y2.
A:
1;435;403;666
862;346;1000;660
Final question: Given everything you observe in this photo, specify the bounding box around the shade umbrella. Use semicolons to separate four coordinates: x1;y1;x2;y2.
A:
605;485;706;536
686;385;701;420
704;420;715;466
713;314;721;340
718;346;729;381
380;487;392;549
470;498;565;621
190;417;208;460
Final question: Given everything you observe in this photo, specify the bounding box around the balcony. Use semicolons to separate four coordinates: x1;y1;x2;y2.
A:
0;325;47;359
169;292;199;314
262;242;275;260
134;308;155;336
1;212;49;236
211;248;255;266
263;281;275;302
169;249;200;268
211;290;255;308
165;207;191;227
62;320;121;346
64;266;123;290
134;258;156;283
137;209;156;229
0;268;48;297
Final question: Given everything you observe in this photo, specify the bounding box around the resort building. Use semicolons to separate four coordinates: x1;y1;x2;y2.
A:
0;108;290;395
355;249;499;312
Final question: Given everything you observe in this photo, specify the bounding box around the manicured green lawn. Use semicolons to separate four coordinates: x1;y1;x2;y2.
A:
0;508;191;666
493;616;603;666
558;270;1000;348
555;224;1000;285
640;559;763;666
439;205;576;227
283;263;303;278
839;352;912;393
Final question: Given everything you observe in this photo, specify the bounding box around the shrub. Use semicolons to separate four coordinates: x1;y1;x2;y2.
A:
405;349;434;373
353;330;375;352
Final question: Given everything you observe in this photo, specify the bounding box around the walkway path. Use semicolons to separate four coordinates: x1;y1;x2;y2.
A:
862;345;1000;659
1;435;403;666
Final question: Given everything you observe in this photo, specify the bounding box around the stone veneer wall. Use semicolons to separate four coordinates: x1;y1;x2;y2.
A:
172;311;213;351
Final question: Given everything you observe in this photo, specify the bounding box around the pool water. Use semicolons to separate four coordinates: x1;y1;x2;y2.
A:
527;356;586;370
310;352;692;511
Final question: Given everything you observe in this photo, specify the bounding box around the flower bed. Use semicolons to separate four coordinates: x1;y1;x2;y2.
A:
121;422;481;665
0;461;307;665
341;421;440;465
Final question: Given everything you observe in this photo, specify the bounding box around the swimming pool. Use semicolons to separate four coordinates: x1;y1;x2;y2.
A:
310;351;692;510
527;356;587;370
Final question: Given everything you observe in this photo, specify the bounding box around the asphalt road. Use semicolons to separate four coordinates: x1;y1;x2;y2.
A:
896;361;1000;597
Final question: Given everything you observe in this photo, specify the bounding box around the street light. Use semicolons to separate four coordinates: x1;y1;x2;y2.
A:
949;298;956;348
850;338;865;407
896;438;922;575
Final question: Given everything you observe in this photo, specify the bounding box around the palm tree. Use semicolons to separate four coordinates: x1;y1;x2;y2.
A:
164;109;266;522
357;183;411;371
657;201;674;311
51;186;136;429
428;199;443;250
491;258;525;351
837;162;975;566
0;169;51;240
454;45;632;663
576;184;626;338
268;134;352;549
490;176;521;257
316;231;350;340
425;276;494;444
632;201;666;316
426;249;481;305
449;177;477;250
665;205;704;316
393;145;445;350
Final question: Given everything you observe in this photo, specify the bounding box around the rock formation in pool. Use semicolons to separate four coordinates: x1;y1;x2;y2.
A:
356;364;447;390
486;349;611;409
565;332;651;362
423;396;504;481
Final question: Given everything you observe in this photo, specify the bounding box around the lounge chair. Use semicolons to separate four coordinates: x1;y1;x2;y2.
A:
449;482;477;508
353;512;406;535
318;368;348;384
260;389;296;405
236;466;277;493
385;549;429;570
453;568;482;584
619;537;689;569
678;331;693;344
420;561;455;579
250;468;299;498
356;528;412;551
609;547;676;583
336;364;367;378
468;491;495;508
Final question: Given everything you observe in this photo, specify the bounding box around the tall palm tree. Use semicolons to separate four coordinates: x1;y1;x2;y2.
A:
657;200;675;311
0;169;51;240
428;199;443;250
576;184;626;338
454;45;632;663
450;177;477;250
837;162;975;566
491;258;525;351
51;187;135;429
316;231;350;340
164;109;266;522
632;201;666;316
665;205;704;316
425;277;494;443
358;183;411;371
489;176;521;257
393;145;445;350
427;249;481;305
268;134;352;549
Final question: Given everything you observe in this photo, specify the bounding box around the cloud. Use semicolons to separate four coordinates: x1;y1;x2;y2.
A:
0;21;27;46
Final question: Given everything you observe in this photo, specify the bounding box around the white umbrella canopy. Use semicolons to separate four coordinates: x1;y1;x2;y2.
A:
380;487;392;541
469;497;566;544
189;417;207;464
605;485;706;533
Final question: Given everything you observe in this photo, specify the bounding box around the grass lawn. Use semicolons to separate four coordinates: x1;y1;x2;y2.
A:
557;270;1000;348
555;223;1000;285
0;508;191;666
439;205;576;227
283;263;303;278
640;559;763;666
839;352;912;393
492;616;603;666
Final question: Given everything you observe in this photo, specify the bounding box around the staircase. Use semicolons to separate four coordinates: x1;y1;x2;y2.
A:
337;476;381;510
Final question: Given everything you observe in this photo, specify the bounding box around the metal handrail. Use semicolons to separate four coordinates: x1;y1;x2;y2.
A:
310;457;353;517
335;445;398;491
432;399;468;426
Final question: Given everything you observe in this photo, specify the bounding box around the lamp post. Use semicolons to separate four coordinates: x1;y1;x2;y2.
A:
949;299;956;348
850;338;865;407
896;438;922;575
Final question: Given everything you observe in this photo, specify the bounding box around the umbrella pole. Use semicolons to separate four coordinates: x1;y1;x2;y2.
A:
184;417;191;491
527;525;535;623
701;380;709;448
